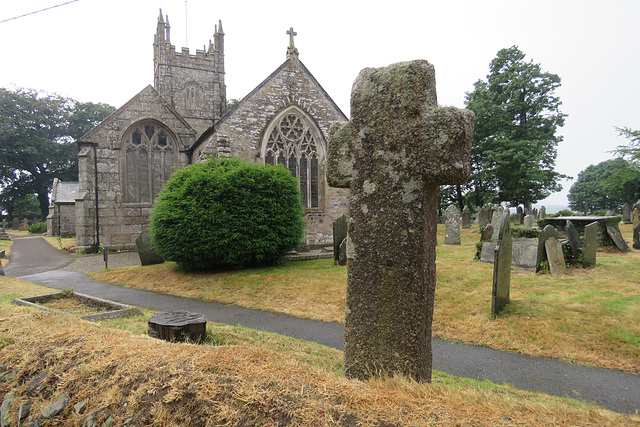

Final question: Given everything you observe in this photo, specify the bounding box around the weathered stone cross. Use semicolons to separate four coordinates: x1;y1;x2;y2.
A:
328;60;474;382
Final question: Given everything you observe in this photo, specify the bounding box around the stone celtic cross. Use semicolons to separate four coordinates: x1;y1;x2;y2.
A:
328;60;474;382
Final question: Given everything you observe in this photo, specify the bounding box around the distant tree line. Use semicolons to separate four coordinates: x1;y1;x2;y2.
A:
0;87;115;220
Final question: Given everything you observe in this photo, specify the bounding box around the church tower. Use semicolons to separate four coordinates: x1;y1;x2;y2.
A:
153;10;226;136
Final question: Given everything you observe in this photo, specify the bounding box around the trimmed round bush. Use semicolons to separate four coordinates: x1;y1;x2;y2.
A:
150;158;305;270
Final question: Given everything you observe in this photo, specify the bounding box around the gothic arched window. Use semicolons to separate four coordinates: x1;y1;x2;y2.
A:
185;83;198;111
122;121;176;203
264;113;320;208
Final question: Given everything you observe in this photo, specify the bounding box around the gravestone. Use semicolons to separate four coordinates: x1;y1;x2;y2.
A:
536;224;559;272
477;206;489;227
605;222;631;253
539;206;546;219
633;208;640;228
633;223;640;250
333;214;348;263
490;210;509;240
481;238;536;268
1;219;7;229
523;214;537;229
545;237;567;275
583;221;598;267
11;218;19;230
515;206;524;225
445;205;462;245
480;224;493;241
327;60;474;382
491;212;512;317
0;226;10;241
148;311;207;342
622;203;631;224
338;238;347;266
135;230;164;266
19;218;29;231
462;206;471;229
565;220;582;259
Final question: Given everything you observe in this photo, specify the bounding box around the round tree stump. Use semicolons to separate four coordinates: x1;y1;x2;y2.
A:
148;311;207;343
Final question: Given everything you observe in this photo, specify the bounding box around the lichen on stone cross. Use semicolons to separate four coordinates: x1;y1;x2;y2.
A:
327;60;474;382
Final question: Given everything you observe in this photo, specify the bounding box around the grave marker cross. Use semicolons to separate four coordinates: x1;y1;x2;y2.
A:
328;60;474;382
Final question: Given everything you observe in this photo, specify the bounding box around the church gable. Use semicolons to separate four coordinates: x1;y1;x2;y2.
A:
191;55;347;162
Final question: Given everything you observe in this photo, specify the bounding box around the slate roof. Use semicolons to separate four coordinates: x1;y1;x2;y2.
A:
52;180;80;204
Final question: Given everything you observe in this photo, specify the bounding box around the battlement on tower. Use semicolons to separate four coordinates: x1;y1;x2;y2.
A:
153;9;226;136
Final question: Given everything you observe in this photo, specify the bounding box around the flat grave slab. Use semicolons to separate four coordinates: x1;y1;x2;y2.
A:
12;291;143;321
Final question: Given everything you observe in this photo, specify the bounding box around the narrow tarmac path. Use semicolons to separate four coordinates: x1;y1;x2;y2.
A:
4;235;640;415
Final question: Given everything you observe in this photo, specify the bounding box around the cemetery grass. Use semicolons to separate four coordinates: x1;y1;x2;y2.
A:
90;223;640;375
1;279;638;426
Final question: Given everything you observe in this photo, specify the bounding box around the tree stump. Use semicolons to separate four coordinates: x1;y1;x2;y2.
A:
148;311;207;343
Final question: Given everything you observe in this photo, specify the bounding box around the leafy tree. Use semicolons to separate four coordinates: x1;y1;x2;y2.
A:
226;98;241;112
613;126;640;167
465;46;568;210
150;157;305;271
567;158;640;211
0;87;114;219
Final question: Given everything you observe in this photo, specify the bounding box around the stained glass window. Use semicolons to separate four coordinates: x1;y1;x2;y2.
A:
264;114;320;208
123;121;175;203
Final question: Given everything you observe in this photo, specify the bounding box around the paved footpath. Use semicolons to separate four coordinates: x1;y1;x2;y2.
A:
4;235;640;415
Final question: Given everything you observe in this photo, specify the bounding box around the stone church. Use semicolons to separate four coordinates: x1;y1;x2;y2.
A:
74;10;349;252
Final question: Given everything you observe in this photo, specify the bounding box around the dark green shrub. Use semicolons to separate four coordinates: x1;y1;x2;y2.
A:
150;158;305;271
28;221;47;234
510;226;540;238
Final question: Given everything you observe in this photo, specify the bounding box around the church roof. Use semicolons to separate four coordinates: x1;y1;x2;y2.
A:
51;179;79;204
77;85;196;144
191;56;347;151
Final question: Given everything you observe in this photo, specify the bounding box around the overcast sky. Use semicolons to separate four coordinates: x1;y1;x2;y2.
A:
2;0;639;207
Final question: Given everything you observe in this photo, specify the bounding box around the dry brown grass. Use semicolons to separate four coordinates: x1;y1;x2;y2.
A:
89;223;640;375
1;304;637;426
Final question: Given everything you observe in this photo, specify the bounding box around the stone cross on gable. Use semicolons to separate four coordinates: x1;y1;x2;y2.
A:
328;60;474;382
286;27;299;58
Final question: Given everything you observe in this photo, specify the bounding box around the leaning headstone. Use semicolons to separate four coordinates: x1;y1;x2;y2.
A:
480;224;493;241
333;214;348;263
605;222;631;253
327;60;474;382
583;222;598;267
462;206;471;229
445;205;462;245
477;206;489;227
536;224;559;272
11;218;19;230
135;230;164;266
523;213;537;229
545;237;567;275
515;206;524;225
565;220;582;259
633;223;640;250
538;206;546;219
622;203;631;224
633;208;640;228
492;212;512;317
480;241;497;263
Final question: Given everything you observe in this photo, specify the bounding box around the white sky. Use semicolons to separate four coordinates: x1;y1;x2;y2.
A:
2;0;639;207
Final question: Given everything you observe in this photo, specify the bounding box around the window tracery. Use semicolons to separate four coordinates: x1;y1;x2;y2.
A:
264;114;320;208
122;121;175;203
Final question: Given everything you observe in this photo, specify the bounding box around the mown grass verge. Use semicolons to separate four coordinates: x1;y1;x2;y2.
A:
89;223;640;374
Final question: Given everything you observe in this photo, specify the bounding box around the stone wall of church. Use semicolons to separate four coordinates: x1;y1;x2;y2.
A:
75;87;194;252
193;57;350;246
